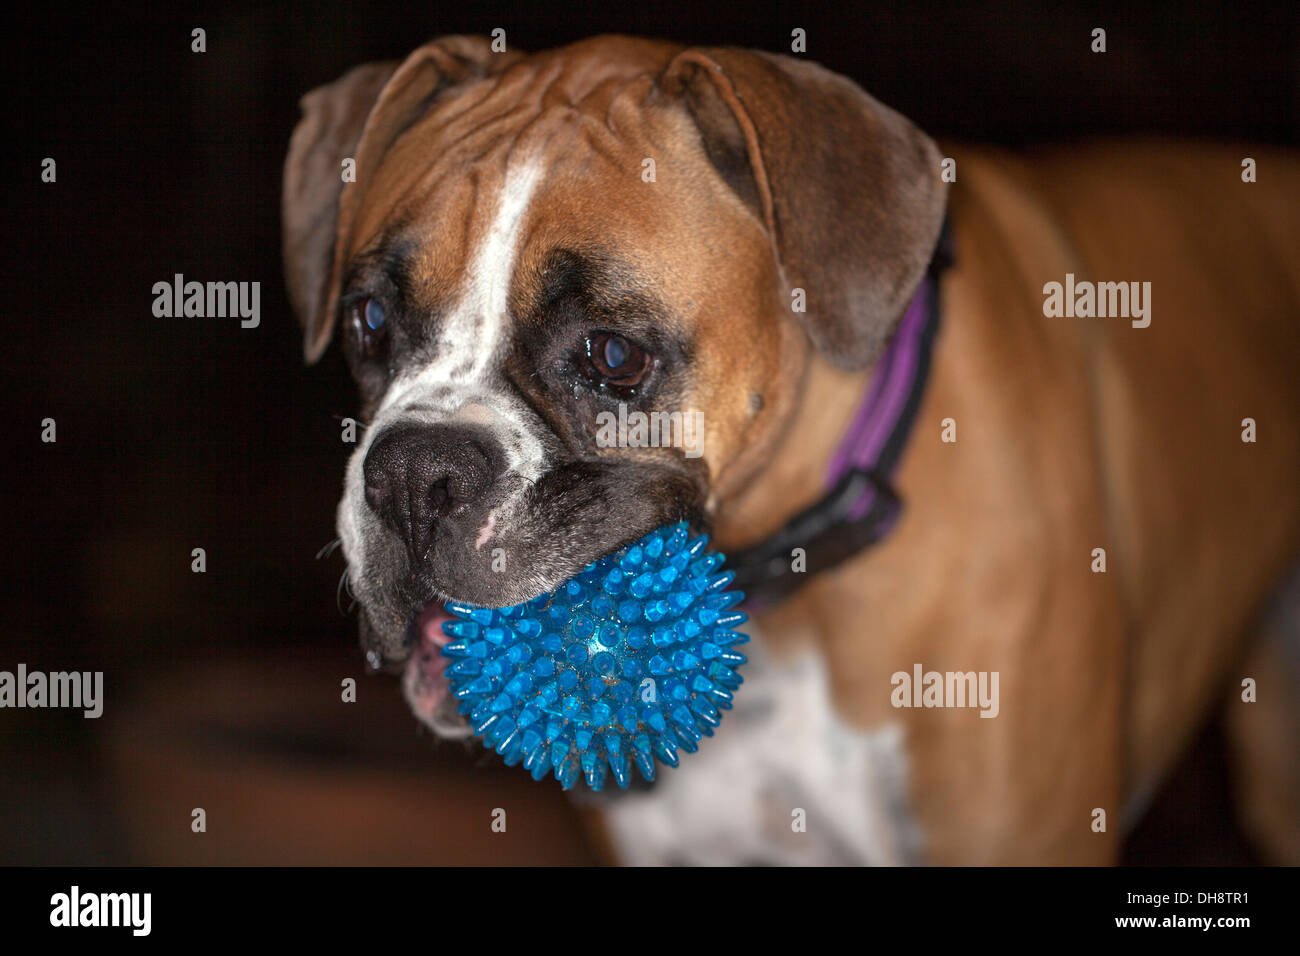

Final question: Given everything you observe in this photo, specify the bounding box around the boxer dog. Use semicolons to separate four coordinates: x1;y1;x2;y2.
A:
282;35;1300;864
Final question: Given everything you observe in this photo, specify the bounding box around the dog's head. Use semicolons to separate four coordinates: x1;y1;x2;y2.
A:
282;34;945;733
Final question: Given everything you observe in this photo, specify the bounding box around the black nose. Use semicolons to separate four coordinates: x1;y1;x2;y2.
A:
363;423;502;564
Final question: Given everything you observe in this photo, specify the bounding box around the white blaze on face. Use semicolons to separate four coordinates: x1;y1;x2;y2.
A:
384;155;546;403
338;155;548;574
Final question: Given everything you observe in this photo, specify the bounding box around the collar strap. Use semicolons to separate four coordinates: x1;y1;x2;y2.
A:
726;219;953;608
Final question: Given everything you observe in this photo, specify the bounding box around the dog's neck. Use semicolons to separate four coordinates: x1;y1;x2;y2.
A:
713;355;875;551
711;226;951;607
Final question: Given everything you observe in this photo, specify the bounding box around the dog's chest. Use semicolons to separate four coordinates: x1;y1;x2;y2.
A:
599;632;920;865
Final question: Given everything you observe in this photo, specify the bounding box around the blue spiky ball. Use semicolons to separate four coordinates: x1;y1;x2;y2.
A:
438;522;748;791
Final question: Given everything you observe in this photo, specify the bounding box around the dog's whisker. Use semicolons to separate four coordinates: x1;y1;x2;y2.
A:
336;570;355;615
315;538;342;560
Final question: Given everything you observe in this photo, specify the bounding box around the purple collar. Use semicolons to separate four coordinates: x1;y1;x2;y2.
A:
727;223;952;607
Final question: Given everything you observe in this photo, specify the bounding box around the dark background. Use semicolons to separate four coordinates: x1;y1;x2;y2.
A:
4;0;1295;864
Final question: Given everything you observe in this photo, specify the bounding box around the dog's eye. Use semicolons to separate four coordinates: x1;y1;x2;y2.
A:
351;296;390;360
587;332;649;387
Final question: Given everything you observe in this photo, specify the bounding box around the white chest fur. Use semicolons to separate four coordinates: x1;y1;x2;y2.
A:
599;632;920;865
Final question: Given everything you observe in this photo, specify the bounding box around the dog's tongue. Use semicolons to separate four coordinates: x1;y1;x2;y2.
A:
414;601;453;648
403;601;454;722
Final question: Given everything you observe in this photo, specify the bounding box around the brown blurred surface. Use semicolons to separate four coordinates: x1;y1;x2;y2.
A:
105;653;600;865
5;650;600;865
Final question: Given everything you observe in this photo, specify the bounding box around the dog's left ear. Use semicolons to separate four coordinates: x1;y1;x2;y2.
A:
657;48;947;369
283;36;524;363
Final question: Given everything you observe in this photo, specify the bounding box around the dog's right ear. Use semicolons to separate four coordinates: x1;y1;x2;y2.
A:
282;36;523;363
282;61;398;364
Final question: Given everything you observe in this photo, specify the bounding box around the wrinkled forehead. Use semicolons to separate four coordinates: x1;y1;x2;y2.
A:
343;67;766;331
